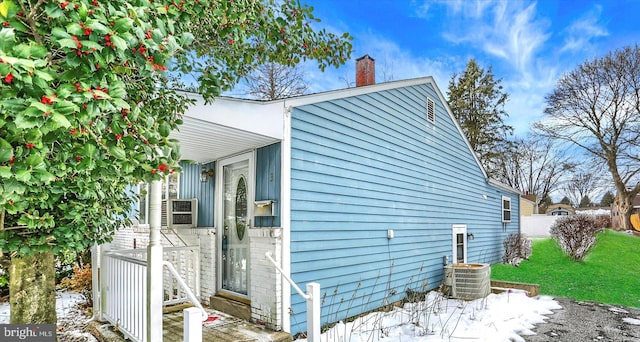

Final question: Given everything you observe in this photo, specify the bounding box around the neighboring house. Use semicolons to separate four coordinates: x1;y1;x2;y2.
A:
520;194;538;216
98;55;521;336
545;203;575;216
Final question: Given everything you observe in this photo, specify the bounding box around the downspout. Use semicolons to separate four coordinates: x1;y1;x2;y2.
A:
281;102;293;332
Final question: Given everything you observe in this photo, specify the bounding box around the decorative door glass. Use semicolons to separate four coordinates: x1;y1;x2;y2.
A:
221;159;250;295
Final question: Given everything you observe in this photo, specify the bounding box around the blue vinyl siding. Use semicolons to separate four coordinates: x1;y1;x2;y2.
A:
288;83;519;333
255;143;281;227
179;162;215;227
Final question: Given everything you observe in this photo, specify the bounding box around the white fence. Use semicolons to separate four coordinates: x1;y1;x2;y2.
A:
99;246;202;342
521;215;559;238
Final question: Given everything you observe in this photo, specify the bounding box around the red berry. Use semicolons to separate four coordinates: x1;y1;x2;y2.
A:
4;73;13;84
158;163;168;172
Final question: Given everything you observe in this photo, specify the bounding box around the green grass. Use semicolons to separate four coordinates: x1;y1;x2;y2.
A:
491;229;640;308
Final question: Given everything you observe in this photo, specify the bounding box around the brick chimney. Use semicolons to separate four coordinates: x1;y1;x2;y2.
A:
355;55;375;87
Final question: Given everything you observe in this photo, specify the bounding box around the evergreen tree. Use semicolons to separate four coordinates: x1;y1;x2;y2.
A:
560;196;572;205
540;194;554;208
600;191;615;207
447;59;513;177
579;195;592;207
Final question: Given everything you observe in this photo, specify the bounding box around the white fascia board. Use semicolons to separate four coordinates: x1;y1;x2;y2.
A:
183;93;285;139
283;76;436;107
488;179;522;195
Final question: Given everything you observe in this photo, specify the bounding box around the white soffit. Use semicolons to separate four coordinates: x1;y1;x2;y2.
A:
170;94;284;163
171;116;280;164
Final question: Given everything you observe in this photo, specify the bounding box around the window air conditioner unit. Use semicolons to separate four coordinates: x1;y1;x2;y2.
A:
167;198;198;228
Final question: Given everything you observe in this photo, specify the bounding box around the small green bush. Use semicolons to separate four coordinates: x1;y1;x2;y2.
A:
550;215;603;260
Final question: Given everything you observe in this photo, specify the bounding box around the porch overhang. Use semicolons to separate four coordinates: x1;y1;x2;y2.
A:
171;95;285;164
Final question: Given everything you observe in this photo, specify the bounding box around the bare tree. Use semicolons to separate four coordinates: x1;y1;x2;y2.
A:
564;172;604;207
536;45;640;230
497;135;575;207
242;62;308;100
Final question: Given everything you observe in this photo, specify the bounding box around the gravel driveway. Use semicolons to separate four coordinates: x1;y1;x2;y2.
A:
525;298;640;342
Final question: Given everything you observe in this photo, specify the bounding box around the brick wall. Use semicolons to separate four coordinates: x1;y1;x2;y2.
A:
248;228;282;330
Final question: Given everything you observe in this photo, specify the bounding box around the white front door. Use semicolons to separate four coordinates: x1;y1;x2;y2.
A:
217;152;254;299
452;224;467;264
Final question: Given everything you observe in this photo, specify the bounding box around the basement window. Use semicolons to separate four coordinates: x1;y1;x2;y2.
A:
502;196;512;223
426;98;435;123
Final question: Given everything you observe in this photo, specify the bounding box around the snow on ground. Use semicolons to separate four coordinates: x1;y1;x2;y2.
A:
296;290;562;342
623;317;640;326
0;291;85;323
0;291;97;342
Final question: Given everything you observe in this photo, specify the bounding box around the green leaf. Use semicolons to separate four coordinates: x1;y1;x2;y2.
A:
15;169;31;182
110;35;128;51
0;137;12;163
34;70;54;82
66;22;83;36
80;40;103;51
57;38;78;50
33;169;55;183
113;17;133;33
50;112;72;128
159;121;171;137
25;153;43;167
53;101;78;115
56;83;76;99
0;27;16;52
180;32;194;47
51;27;70;39
0;0;18;20
87;21;109;34
0;165;11;178
83;143;96;157
109;145;126;160
29;44;48;58
14;115;39;129
45;2;64;18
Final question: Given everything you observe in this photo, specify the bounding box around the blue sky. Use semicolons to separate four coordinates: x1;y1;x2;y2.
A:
289;0;640;136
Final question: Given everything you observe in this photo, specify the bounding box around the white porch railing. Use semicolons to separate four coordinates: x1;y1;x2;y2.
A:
101;250;148;341
99;246;205;342
265;251;320;342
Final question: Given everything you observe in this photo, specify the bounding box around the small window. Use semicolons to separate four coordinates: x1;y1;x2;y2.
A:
502;196;511;223
426;98;435;123
137;173;180;224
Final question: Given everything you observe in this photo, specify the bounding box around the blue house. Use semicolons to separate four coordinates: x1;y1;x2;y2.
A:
104;55;520;336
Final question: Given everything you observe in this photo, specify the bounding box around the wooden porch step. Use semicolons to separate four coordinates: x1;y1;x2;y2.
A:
89;306;292;342
209;295;252;321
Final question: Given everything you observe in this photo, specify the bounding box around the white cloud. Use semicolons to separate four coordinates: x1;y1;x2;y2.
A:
560;5;608;53
436;0;551;77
